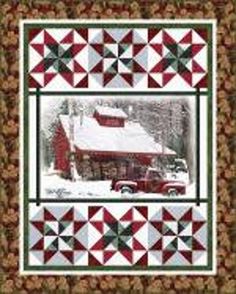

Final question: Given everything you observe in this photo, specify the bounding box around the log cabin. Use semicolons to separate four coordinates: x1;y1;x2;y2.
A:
52;106;176;180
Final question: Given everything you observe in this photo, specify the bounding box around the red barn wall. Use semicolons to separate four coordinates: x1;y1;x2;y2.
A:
52;123;70;174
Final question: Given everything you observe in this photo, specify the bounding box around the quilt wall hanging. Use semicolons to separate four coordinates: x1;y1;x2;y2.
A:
20;20;216;274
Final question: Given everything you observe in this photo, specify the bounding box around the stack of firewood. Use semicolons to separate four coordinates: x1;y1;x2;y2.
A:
100;162;117;179
117;162;127;178
77;160;130;180
81;159;93;180
91;161;101;180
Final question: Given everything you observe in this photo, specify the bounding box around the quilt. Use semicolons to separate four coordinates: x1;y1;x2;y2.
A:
20;20;216;274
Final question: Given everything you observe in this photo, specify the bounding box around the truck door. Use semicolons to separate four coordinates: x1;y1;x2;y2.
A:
146;170;161;193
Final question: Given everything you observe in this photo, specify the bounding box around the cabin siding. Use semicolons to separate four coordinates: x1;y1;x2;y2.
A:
52;123;70;174
93;111;125;127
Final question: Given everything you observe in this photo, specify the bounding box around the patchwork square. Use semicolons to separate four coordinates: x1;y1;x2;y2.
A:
148;207;207;265
89;29;148;87
29;29;89;88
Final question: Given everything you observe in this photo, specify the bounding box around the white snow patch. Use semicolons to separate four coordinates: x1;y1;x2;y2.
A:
41;173;196;200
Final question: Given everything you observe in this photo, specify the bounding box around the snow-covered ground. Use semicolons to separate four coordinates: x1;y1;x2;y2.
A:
40;173;196;200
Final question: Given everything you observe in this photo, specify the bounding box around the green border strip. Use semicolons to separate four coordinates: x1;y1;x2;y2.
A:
196;88;200;206
23;22;214;272
36;88;41;206
28;91;208;96
24;23;212;29
23;25;29;270
24;265;212;271
207;23;213;271
29;198;208;203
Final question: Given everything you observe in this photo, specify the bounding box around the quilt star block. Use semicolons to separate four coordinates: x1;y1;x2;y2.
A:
88;206;148;266
148;29;207;88
29;29;88;88
148;207;207;265
30;207;88;265
89;29;148;87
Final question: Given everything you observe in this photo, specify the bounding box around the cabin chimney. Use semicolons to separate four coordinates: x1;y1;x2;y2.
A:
79;105;84;126
93;106;127;128
128;105;133;118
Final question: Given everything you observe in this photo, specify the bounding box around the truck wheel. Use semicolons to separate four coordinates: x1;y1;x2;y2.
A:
167;188;178;197
121;186;133;194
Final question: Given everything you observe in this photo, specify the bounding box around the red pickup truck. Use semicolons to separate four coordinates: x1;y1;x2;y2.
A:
111;168;186;196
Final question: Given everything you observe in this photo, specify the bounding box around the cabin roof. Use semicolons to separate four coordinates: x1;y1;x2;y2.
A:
59;114;176;156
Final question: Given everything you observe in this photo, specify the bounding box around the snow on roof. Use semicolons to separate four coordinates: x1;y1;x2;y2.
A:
59;115;176;155
95;106;128;119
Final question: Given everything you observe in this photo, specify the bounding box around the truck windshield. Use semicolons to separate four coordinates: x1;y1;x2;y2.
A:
148;171;161;180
